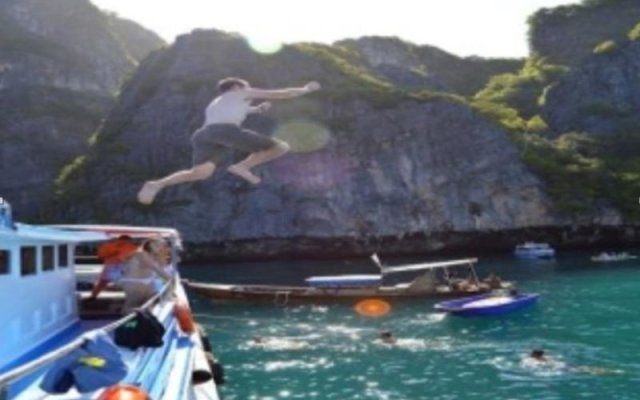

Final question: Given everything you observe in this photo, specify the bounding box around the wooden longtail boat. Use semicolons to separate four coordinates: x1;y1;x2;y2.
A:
184;255;513;305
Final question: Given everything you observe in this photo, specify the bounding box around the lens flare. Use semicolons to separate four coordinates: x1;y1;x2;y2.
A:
355;299;391;318
272;153;350;192
245;34;284;54
274;120;331;153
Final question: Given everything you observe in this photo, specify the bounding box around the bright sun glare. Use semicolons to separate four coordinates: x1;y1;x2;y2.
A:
90;0;579;58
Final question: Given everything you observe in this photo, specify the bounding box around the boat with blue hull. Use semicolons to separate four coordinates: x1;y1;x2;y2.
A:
0;200;220;400
434;292;539;316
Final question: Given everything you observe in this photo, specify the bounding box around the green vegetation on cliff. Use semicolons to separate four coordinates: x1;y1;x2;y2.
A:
473;57;567;122
338;36;523;96
528;0;640;66
473;47;639;221
593;40;618;54
293;43;466;108
470;57;565;135
518;133;640;219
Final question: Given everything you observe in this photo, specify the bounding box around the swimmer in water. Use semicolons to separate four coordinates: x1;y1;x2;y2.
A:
248;336;309;350
379;331;397;345
524;349;623;375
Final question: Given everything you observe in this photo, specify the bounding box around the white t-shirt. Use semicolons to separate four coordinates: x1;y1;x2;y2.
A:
203;91;252;126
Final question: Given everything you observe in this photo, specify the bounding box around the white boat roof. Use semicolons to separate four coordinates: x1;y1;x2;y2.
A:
0;223;109;244
306;274;382;282
517;242;551;248
381;258;478;273
49;224;180;240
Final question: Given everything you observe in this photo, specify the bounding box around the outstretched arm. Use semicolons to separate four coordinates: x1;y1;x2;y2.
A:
242;81;321;100
248;102;272;114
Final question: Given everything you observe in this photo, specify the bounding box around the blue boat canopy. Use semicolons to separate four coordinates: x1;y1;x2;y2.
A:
305;275;382;288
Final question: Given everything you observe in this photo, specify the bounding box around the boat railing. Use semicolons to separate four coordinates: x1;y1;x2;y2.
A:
0;278;175;392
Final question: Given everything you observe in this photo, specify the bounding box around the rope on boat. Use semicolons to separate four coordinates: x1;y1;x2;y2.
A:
0;279;175;390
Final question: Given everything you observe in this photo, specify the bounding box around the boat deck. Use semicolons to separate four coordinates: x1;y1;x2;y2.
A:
3;318;117;398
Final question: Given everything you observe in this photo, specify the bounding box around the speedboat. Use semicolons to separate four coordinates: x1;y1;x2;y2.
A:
0;199;220;399
514;242;555;259
434;292;539;316
591;252;637;262
184;255;514;305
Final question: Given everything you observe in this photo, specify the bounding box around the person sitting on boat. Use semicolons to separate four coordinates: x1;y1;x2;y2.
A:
445;270;463;290
87;235;137;301
483;273;503;290
119;243;173;314
454;277;479;292
379;331;397;345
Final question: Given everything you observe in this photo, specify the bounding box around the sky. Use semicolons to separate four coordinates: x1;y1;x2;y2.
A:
91;0;580;58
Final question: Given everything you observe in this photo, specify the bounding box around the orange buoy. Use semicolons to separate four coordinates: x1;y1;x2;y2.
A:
98;384;149;400
174;299;196;333
354;299;391;317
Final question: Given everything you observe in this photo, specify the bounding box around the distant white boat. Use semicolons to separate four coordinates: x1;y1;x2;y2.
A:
591;252;637;263
514;242;555;259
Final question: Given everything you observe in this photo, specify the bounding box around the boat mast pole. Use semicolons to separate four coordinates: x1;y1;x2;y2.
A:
469;261;480;285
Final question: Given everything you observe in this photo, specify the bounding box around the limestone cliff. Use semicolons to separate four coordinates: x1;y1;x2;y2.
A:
542;38;640;135
521;22;640;222
528;0;640;67
106;13;166;63
338;36;522;96
0;0;165;217
55;30;556;248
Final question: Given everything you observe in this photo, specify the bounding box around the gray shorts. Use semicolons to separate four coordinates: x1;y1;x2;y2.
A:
191;124;278;166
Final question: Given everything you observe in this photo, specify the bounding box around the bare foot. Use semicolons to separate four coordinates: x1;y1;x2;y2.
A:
137;181;162;204
227;165;261;184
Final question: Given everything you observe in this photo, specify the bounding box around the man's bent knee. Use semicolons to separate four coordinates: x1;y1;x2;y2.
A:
273;140;290;154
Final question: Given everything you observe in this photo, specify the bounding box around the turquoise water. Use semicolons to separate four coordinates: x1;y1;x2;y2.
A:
182;253;640;400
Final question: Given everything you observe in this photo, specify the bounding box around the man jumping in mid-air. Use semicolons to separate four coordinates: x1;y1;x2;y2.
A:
137;78;321;204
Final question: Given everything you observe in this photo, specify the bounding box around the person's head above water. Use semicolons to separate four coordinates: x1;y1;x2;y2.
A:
530;349;546;360
218;77;249;93
379;331;395;343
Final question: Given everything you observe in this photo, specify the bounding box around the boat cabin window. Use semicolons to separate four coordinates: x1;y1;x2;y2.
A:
75;244;99;265
20;247;37;276
58;245;69;268
42;245;55;271
0;250;9;275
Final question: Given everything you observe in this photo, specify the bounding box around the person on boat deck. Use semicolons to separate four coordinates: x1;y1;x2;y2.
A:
87;235;137;301
119;243;173;314
137;77;322;205
483;273;503;289
142;237;175;275
142;237;176;291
